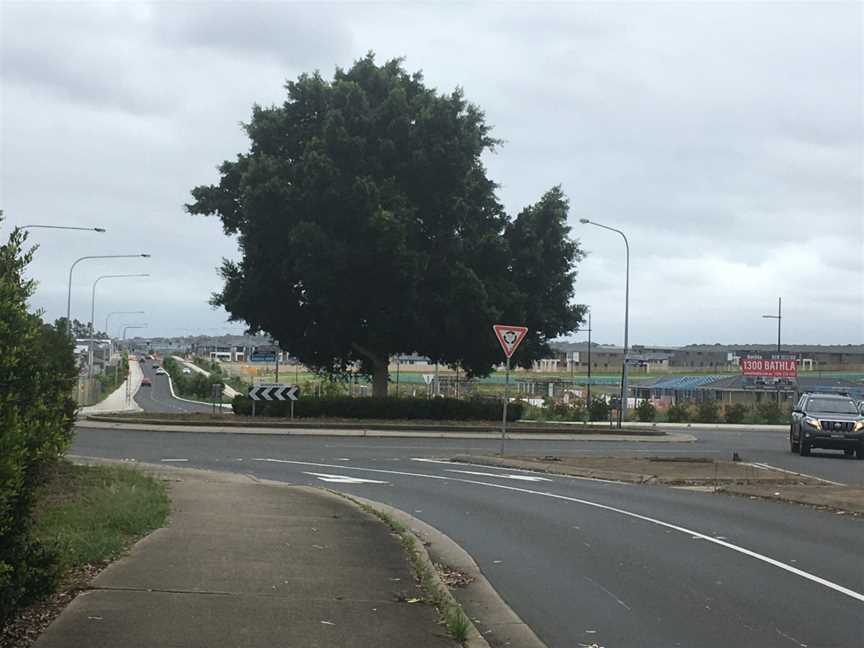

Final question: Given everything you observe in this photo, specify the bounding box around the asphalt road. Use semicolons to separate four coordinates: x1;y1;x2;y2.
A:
134;361;215;414
71;426;864;648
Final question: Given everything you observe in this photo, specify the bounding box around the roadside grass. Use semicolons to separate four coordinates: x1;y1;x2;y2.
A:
337;495;476;646
32;461;170;570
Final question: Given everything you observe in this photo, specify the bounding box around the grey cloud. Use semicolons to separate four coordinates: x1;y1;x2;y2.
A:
154;3;353;68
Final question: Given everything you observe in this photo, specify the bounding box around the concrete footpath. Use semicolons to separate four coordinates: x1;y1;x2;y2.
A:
34;466;456;648
78;360;143;415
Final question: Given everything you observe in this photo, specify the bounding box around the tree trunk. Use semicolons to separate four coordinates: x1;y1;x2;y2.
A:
372;359;389;398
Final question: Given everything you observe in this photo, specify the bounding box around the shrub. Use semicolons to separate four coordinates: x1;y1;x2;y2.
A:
666;401;691;423
755;400;786;424
695;400;720;423
0;225;77;622
635;399;656;422
231;395;523;421
587;398;610;422
723;403;748;424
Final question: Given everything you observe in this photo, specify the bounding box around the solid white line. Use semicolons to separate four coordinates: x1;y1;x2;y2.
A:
252;456;864;604
160;458;188;462
746;462;842;486
445;469;552;482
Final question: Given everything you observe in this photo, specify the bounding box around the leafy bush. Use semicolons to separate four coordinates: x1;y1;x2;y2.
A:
755;400;786;424
666;401;691;423
635;399;656;422
0;225;77;622
588;398;610;422
695;400;720;423
723;403;748;424
231;395;523;421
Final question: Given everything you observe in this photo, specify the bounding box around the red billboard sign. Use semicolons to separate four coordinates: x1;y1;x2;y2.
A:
739;356;797;378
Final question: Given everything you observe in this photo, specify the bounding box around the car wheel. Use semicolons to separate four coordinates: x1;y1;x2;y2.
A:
789;429;799;453
856;444;864;461
844;448;854;457
799;439;810;456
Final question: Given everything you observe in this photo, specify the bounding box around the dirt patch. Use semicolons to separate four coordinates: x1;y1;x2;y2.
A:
718;484;864;516
0;563;105;648
452;454;817;486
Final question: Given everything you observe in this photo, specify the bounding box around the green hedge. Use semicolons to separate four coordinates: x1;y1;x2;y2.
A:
231;395;523;421
1;226;77;623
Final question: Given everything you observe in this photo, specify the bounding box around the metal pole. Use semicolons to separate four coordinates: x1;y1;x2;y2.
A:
395;356;401;397
22;224;106;233
777;297;782;354
587;310;592;418
435;362;440;397
275;352;279;383
501;357;510;455
579;220;629;428
67;254;150;337
89;274;148;380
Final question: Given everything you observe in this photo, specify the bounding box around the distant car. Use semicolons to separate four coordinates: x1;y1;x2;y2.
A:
155;368;167;376
790;393;864;458
141;377;152;386
138;357;145;363
152;363;159;369
182;368;192;374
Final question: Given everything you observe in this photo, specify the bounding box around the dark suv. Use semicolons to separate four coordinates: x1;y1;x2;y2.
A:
790;393;864;458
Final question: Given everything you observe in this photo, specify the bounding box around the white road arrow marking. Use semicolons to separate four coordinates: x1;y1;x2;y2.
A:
445;469;551;482
303;472;389;484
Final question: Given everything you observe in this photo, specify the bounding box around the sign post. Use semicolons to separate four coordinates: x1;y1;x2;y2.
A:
248;383;300;419
493;324;528;456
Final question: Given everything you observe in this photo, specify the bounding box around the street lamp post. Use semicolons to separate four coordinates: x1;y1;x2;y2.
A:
580;219;630;428
105;311;146;338
22;225;106;233
762;297;783;403
66;254;150;335
88;274;149;379
762;297;782;354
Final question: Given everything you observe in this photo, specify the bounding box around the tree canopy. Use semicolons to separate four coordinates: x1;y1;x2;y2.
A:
188;55;585;396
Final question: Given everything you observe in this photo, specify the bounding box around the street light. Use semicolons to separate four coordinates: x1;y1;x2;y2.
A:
66;254;151;333
580;218;630;428
105;311;146;338
88;274;150;378
22;225;106;233
762;297;782;354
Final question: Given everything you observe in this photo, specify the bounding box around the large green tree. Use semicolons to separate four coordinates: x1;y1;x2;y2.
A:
189;55;585;396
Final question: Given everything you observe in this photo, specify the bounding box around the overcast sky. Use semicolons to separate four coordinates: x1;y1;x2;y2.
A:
1;1;861;346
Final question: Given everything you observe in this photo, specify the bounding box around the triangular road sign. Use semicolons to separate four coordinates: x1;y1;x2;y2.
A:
493;324;528;358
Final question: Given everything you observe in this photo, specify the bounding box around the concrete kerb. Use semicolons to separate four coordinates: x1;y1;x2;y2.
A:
164;371;233;410
336;492;547;648
76;419;696;442
65;456;528;647
170;355;240;399
77;358;143;415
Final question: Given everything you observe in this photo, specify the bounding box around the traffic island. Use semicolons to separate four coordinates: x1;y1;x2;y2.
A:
451;455;864;515
79;412;668;436
450;454;817;485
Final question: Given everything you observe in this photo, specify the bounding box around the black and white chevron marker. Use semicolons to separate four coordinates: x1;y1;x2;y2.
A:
248;383;300;401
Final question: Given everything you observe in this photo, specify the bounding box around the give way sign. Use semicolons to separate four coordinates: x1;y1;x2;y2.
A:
493;324;528;358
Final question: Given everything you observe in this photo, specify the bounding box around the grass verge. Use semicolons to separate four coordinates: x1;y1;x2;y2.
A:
335;493;478;646
0;461;169;647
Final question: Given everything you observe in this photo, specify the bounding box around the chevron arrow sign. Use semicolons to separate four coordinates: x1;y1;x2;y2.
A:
248;383;300;401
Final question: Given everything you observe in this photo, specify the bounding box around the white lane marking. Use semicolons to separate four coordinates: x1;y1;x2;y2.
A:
253;457;864;604
746;462;842;486
445;469;552;482
160;458;188;462
303;472;389;484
